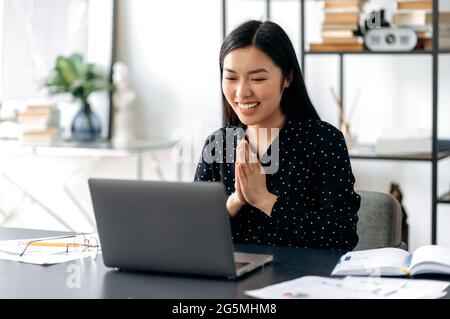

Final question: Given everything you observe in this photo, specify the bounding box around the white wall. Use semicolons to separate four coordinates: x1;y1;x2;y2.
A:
115;0;223;175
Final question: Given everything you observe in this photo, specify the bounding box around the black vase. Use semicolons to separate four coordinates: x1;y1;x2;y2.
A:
71;102;101;142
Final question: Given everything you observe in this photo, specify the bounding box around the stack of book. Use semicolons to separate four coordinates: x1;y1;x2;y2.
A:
396;0;432;10
309;0;365;52
18;102;62;145
393;0;450;50
440;14;450;50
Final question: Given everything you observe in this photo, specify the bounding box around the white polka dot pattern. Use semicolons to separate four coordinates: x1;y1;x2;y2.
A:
194;117;360;251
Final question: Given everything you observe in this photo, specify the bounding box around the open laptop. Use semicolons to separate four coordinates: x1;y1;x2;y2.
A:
88;178;273;279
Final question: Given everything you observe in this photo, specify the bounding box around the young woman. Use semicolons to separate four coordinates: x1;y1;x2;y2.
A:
194;20;360;251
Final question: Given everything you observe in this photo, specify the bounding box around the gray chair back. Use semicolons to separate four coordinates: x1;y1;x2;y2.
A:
354;190;406;251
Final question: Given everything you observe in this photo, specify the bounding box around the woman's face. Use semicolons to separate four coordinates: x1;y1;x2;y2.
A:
222;46;291;126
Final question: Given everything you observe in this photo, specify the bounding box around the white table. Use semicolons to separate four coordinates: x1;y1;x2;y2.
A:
0;139;180;230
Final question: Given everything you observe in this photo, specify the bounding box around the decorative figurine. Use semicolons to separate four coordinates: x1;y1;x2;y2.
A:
112;62;136;147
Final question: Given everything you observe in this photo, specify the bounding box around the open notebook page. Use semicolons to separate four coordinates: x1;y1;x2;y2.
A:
409;245;450;275
332;248;411;276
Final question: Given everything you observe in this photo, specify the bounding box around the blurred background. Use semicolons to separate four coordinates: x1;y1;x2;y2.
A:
0;0;450;252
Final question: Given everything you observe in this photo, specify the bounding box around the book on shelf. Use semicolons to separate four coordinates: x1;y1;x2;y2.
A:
324;12;360;23
396;0;432;11
319;0;364;51
19;128;61;145
18;111;57;131
325;7;361;14
322;36;361;44
322;29;356;38
18;102;60;131
17;101;62;145
324;0;366;10
392;11;450;49
392;12;430;26
404;12;450;25
322;22;360;31
309;42;364;52
331;245;450;277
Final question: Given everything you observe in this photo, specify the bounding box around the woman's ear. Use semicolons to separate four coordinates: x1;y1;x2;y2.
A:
284;70;293;88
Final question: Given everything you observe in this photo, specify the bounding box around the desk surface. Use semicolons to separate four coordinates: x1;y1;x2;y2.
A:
1;227;449;299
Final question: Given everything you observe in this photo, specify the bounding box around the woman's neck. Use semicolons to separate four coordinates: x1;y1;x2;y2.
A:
247;108;286;137
246;108;286;157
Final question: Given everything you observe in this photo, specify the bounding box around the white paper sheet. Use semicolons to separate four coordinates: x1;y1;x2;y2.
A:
245;276;449;299
0;234;101;265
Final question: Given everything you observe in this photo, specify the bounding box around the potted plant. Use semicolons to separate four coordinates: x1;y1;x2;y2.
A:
43;53;114;142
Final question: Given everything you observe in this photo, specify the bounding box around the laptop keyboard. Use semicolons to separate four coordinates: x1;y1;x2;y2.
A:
235;261;251;270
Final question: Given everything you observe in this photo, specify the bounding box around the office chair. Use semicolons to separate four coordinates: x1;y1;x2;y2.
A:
354;190;408;251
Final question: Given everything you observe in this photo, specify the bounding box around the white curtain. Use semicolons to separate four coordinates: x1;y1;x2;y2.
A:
0;0;113;139
1;0;89;101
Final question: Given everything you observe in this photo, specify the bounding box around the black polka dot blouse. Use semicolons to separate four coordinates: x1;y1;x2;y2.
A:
194;117;360;251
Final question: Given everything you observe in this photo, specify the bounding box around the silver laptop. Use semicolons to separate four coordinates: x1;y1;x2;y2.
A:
88;178;273;279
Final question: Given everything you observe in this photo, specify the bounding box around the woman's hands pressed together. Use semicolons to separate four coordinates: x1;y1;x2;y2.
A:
226;139;278;217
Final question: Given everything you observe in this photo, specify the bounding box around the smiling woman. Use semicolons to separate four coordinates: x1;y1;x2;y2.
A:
194;20;361;251
222;47;288;127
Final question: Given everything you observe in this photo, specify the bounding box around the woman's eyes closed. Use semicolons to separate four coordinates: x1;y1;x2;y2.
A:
224;77;267;82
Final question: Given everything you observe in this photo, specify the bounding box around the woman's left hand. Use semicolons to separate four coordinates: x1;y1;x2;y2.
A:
236;140;277;216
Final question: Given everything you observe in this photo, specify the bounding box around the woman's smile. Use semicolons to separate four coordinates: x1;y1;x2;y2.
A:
236;101;261;115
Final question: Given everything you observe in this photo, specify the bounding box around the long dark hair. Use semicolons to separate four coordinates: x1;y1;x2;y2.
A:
219;20;320;126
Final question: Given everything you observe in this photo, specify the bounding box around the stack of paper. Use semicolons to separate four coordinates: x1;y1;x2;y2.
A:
0;234;101;265
245;276;449;299
374;128;450;155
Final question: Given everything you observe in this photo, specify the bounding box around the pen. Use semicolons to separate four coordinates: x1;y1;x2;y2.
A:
26;242;97;248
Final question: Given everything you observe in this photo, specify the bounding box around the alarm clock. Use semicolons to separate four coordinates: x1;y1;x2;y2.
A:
364;28;417;51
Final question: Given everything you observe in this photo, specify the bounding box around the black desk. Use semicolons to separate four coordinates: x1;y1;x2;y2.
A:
1;227;449;299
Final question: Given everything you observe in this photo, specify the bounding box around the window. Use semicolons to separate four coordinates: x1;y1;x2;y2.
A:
0;0;114;139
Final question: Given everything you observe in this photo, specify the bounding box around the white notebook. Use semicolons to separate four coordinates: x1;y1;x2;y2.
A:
331;245;450;277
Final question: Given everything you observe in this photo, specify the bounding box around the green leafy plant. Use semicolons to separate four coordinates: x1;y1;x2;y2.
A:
43;53;114;105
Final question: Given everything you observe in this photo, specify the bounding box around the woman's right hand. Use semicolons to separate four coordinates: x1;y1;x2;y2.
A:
235;139;248;204
226;139;248;217
234;168;247;206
